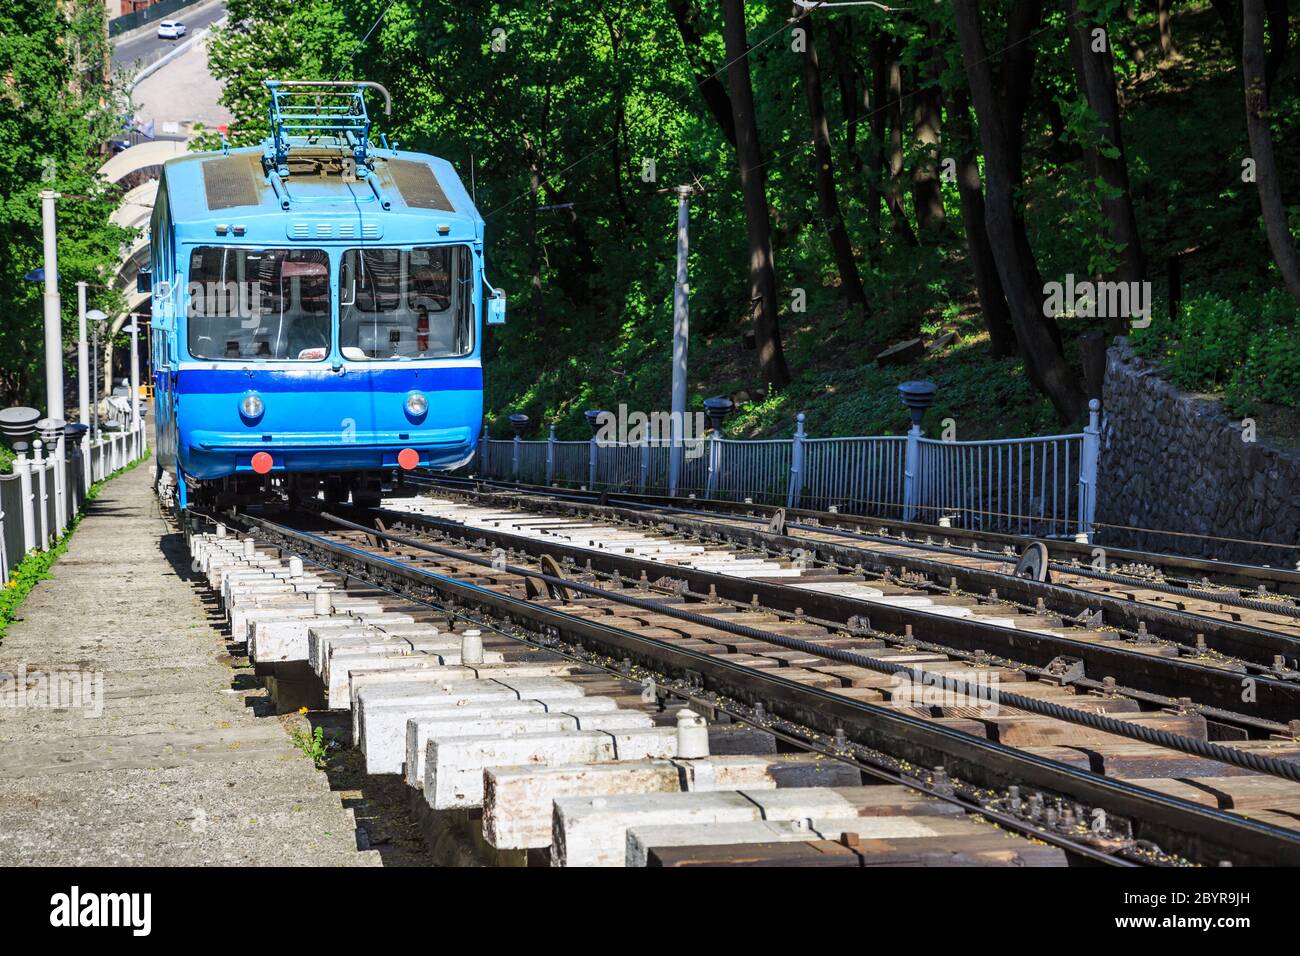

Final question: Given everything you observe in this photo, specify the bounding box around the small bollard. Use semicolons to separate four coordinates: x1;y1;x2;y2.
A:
1074;532;1089;544
460;629;484;665
242;537;256;558
288;556;303;579
313;590;331;616
675;707;709;759
215;523;226;538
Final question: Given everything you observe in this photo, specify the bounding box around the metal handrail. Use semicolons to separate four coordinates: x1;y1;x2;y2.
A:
473;406;1101;539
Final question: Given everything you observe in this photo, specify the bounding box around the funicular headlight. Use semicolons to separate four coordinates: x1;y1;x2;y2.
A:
241;393;264;418
405;392;428;417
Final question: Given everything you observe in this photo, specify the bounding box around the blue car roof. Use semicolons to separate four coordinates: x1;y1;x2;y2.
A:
161;144;485;242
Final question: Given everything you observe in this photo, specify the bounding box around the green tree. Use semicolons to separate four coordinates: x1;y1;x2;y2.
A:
0;1;130;408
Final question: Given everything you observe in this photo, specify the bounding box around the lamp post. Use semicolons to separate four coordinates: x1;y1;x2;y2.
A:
77;284;91;488
668;185;694;497
897;380;937;521
39;190;64;439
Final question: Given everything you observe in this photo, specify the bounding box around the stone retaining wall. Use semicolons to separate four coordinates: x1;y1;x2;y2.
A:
1096;344;1300;567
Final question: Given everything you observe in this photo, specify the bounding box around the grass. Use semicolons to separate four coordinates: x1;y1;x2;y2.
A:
290;722;335;769
0;450;151;645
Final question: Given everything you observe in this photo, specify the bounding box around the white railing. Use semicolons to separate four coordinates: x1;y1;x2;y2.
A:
0;421;149;584
469;401;1101;540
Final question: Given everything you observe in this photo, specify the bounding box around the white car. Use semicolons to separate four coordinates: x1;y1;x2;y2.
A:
156;20;186;40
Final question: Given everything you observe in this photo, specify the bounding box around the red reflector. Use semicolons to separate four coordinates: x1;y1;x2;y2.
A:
251;451;274;474
397;448;419;471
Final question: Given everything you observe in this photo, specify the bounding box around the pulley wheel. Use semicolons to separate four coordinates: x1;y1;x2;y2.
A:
539;553;570;602
1014;541;1051;582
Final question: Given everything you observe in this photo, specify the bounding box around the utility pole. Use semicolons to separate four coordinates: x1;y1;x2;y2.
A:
40;189;64;461
77;282;90;488
669;185;694;497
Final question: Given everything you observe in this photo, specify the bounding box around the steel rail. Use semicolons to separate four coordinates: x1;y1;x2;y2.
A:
380;490;1300;723
430;474;1300;593
432;475;1300;617
426;480;1300;673
231;510;1300;866
314;507;1300;783
224;512;1135;867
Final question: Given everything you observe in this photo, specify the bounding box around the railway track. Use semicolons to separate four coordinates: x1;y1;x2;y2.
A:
188;485;1300;866
399;478;1300;710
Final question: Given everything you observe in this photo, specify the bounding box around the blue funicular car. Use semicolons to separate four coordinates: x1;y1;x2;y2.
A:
145;80;505;510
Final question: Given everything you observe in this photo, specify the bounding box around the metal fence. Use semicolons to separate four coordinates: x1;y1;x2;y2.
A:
0;424;149;584
469;401;1102;539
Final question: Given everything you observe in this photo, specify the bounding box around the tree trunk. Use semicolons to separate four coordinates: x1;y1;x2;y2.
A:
824;17;863;171
667;0;738;148
799;9;867;310
951;87;1018;358
998;0;1065;356
721;0;792;390
602;11;630;222
885;45;918;245
1244;0;1300;304
910;21;946;238
866;34;889;245
953;0;1086;422
1157;0;1176;57
1065;0;1146;310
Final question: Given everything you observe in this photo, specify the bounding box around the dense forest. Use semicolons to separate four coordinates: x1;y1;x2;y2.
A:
198;0;1300;442
5;2;1300;448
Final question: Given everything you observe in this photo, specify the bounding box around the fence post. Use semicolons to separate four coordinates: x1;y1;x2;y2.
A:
706;430;720;498
546;425;556;485
667;429;681;498
33;440;49;548
639;438;650;493
511;434;520;479
584;410;603;491
51;440;66;536
1078;398;1101;542
15;444;35;553
902;423;921;522
786;413;806;509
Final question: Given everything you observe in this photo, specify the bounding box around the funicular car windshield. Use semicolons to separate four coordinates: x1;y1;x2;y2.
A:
338;245;474;360
186;247;331;361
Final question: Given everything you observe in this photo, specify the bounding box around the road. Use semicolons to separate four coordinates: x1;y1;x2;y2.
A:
131;29;233;132
111;0;228;73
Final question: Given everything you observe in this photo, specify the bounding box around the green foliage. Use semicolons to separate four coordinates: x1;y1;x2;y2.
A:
0;2;133;406
1132;289;1300;416
196;1;1300;439
291;725;335;768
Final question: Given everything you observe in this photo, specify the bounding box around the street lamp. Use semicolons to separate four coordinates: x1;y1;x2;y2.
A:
86;309;107;442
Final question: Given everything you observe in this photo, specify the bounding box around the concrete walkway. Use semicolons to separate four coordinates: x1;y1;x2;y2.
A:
0;461;376;866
